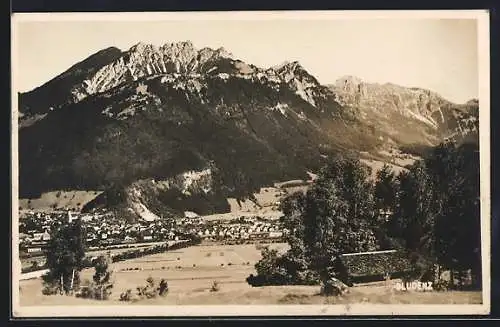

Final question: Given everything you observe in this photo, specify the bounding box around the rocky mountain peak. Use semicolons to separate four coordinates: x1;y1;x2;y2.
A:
466;98;479;106
19;40;332;119
214;46;233;58
272;60;306;78
335;75;364;91
71;41;240;99
129;41;153;52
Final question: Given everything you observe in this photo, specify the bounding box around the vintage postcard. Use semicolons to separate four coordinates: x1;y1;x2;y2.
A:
11;10;490;317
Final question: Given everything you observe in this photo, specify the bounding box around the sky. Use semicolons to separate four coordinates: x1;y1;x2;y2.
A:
13;12;481;103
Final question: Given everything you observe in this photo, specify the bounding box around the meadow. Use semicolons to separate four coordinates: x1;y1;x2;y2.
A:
18;242;481;306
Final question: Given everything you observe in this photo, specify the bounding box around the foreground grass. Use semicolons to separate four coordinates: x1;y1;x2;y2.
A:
19;279;481;306
18;243;481;306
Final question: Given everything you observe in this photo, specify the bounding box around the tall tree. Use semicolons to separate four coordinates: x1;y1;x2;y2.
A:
393;140;481;286
374;164;400;249
43;217;86;295
92;255;114;300
279;192;314;283
428;142;481;287
303;154;377;285
374;164;398;214
395;161;436;257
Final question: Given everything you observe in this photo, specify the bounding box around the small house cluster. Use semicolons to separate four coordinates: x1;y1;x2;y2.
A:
194;217;284;241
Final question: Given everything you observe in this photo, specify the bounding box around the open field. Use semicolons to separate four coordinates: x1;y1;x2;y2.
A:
18;190;103;212
20;241;183;270
203;180;314;222
360;159;408;180
18;243;481;306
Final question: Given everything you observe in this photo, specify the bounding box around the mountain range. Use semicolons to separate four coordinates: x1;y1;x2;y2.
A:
17;41;479;221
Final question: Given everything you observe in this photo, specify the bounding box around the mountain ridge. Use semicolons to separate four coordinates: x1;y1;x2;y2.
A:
17;40;479;221
19;41;347;120
328;75;478;146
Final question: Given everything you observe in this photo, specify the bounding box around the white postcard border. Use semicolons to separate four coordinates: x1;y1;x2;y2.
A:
11;9;491;317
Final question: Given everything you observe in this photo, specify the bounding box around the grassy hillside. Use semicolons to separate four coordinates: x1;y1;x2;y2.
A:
18;190;102;212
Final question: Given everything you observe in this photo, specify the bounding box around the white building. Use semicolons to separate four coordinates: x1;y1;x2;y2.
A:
269;231;283;238
184;211;199;219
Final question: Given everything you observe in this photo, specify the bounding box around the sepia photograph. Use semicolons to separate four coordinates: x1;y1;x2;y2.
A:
11;10;490;317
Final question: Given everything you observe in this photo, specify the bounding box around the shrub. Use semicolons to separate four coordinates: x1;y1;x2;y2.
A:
75;285;93;299
136;277;158;299
41;271;63;295
119;289;133;301
76;257;114;300
210;280;220;292
41;285;60;295
134;277;168;299
158;279;169;296
76;283;113;300
432;279;449;292
320;278;348;296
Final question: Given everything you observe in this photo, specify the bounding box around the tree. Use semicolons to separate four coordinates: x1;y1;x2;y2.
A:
302;154;377;286
394;161;436;264
278;192;314;283
374;164;398;214
43;218;86;295
427;142;481;287
248;246;291;286
392;141;481;287
92;255;114;300
373;164;401;249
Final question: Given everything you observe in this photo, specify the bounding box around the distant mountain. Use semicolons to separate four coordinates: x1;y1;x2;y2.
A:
17;41;479;220
329;76;478;147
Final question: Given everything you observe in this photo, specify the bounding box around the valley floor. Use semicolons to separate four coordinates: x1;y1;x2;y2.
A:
17;243;481;307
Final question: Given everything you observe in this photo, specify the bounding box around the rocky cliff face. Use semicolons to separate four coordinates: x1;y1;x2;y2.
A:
81;167;227;221
75;41;235;98
329;76;478;145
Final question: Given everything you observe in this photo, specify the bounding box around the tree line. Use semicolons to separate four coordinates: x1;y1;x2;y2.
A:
248;140;481;292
